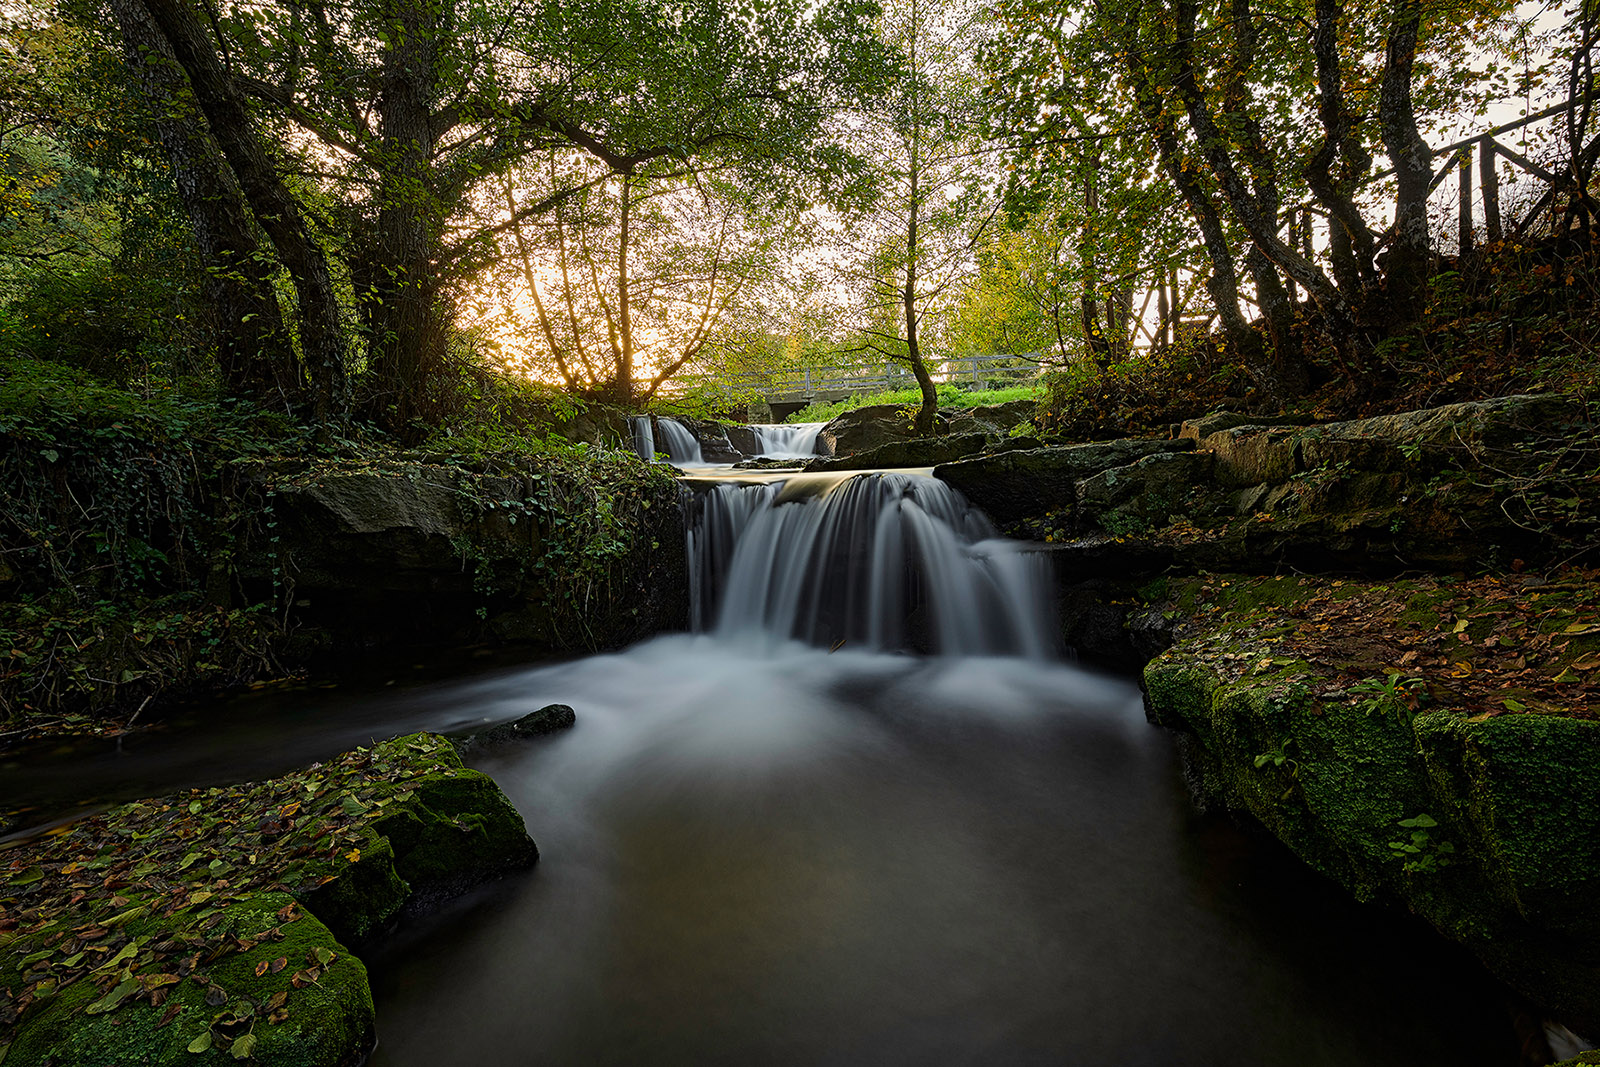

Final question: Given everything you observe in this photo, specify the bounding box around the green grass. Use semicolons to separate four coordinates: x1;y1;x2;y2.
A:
786;382;1042;424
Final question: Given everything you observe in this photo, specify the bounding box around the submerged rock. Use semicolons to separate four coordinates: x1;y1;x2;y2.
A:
455;703;577;753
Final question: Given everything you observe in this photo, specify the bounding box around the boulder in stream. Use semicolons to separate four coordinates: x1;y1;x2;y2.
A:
0;732;534;1066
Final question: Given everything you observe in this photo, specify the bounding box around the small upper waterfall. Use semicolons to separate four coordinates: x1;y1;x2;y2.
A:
685;472;1057;658
629;416;657;462
751;422;825;459
656;418;705;465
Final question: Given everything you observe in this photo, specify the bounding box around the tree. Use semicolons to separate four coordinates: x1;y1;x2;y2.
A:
488;152;795;404
984;0;1541;399
836;0;991;434
86;0;889;432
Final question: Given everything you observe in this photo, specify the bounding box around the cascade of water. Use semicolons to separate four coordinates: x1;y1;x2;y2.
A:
750;422;826;458
656;418;705;464
629;417;657;462
686;472;1057;657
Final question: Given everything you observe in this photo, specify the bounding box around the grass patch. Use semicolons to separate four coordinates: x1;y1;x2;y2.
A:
786;382;1042;424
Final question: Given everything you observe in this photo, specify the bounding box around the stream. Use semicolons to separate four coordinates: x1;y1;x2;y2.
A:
2;466;1521;1064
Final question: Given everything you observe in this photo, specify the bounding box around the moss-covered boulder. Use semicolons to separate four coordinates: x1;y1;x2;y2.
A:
2;893;372;1067
1143;573;1600;1034
242;452;686;655
0;733;535;1065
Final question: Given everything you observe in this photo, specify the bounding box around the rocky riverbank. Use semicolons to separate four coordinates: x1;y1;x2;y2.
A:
915;392;1600;1049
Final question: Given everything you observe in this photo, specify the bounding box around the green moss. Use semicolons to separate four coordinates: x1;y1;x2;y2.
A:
5;893;373;1067
1146;604;1600;1035
1;731;534;1064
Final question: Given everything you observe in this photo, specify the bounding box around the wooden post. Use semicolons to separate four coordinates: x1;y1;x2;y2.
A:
1480;137;1502;242
1285;215;1300;304
1459;149;1475;256
1156;282;1170;348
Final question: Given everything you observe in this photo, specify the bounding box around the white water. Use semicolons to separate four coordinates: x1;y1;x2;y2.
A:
628;416;657;462
750;421;825;458
686;472;1056;657
655;418;707;465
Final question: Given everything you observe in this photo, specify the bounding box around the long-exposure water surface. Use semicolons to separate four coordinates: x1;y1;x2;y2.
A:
1;467;1521;1064
358;638;1514;1066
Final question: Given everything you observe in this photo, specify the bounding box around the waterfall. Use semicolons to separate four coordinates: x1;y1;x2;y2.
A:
750;422;826;459
656;418;705;464
629;417;657;462
685;472;1056;658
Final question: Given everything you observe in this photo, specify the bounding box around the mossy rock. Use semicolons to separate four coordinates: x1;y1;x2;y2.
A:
1144;607;1600;1034
3;893;373;1067
295;734;537;942
1;732;536;1064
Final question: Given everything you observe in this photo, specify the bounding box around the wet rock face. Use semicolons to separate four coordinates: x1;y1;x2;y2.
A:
933;438;1195;527
944;393;1595;577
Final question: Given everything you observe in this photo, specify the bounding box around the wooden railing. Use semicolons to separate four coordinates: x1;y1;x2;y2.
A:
676;352;1045;401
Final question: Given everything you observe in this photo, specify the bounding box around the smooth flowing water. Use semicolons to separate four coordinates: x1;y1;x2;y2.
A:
750;421;825;458
0;469;1521;1064
656;418;707;466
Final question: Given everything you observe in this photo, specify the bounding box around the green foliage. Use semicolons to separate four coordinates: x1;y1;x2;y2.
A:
0;361;307;602
0;594;280;727
1388;813;1457;873
1035;335;1250;441
1347;673;1426;720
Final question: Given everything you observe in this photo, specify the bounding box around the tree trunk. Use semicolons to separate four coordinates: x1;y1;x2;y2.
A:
906;119;938;436
1244;249;1310;402
139;0;349;426
1079;158;1111;367
1379;0;1433;329
617;173;635;405
367;0;448;433
1170;0;1349;327
1305;0;1378;297
108;0;298;404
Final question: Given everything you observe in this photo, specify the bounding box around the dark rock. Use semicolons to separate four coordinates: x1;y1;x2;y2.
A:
933;438;1194;527
242;459;686;656
457;704;576;751
1056;578;1144;672
1076;451;1219;531
725;424;763;458
1178;409;1311;441
986;435;1042;454
818;405;919;455
804;433;989;472
731;457;808;470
